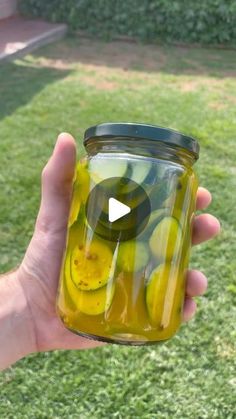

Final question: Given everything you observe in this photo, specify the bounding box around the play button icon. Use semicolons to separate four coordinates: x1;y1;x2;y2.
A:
108;198;131;222
85;177;151;241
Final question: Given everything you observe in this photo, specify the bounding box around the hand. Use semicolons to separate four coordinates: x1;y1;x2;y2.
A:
183;187;220;321
15;133;220;353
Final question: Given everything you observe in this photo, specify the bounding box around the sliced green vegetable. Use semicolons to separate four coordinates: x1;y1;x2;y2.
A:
117;240;149;273
148;178;174;210
68;191;81;227
74;282;115;316
130;160;153;184
61;251;77;309
139;208;169;239
149;216;182;261
146;263;179;327
89;157;128;184
65;251;115;315
71;238;113;290
68;161;90;227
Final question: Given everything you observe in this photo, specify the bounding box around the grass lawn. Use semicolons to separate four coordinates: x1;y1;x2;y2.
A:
0;37;236;418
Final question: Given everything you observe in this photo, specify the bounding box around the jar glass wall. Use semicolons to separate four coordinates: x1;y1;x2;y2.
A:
57;123;199;345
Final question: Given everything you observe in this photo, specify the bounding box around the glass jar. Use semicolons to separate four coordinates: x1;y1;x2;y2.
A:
57;123;199;345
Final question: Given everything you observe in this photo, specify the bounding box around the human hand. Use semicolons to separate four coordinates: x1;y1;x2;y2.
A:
12;133;221;355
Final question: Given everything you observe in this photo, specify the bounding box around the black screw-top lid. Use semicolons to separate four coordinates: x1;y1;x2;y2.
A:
84;122;200;159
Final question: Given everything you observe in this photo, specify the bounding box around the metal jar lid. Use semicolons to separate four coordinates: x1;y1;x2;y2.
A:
84;122;200;159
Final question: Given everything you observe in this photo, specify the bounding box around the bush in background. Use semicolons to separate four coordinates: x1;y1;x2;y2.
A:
19;0;236;45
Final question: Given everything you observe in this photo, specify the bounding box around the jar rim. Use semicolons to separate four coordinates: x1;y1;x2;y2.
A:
83;122;200;159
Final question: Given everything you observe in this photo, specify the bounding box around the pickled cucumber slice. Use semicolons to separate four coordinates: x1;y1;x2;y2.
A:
63;251;76;306
57;251;76;311
89;157;128;184
139;208;169;239
149;179;174;210
149;216;182;261
146;264;179;327
68;162;90;227
75;161;90;204
147;208;168;228
76;283;115;316
65;252;115;315
64;251;72;284
71;239;113;290
67;217;87;253
117;241;149;273
130;160;153;184
96;185;148;221
68;194;81;227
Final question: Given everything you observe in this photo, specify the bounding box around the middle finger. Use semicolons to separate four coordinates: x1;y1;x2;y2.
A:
192;213;220;245
186;269;208;297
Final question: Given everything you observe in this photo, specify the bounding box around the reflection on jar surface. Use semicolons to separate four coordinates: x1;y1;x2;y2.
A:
57;123;199;345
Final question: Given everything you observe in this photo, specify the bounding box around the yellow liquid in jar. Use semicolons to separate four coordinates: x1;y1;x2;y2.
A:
57;155;198;344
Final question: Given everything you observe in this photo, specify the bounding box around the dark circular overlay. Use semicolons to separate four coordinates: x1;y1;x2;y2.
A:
85;177;151;242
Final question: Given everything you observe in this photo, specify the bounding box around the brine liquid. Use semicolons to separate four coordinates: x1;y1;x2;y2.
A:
57;153;198;344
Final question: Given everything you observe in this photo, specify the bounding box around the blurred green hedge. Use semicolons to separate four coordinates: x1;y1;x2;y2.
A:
19;0;236;45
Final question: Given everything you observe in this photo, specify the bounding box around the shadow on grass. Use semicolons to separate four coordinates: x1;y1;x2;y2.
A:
34;36;236;78
0;60;71;121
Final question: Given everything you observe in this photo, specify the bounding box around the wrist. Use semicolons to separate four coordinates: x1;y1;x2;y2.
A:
0;269;36;370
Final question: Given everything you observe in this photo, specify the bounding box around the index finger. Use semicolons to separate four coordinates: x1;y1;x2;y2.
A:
196;187;212;210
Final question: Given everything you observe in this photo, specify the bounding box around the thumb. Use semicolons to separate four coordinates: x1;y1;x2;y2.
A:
36;133;77;235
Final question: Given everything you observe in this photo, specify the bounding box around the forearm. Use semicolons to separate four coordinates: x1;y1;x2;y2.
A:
0;270;36;371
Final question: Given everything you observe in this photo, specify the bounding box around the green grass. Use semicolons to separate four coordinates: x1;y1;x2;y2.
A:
0;37;236;418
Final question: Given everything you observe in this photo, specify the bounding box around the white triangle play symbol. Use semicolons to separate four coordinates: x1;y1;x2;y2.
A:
108;197;131;222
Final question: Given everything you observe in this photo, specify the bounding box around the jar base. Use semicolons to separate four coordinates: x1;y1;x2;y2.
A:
67;326;168;346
